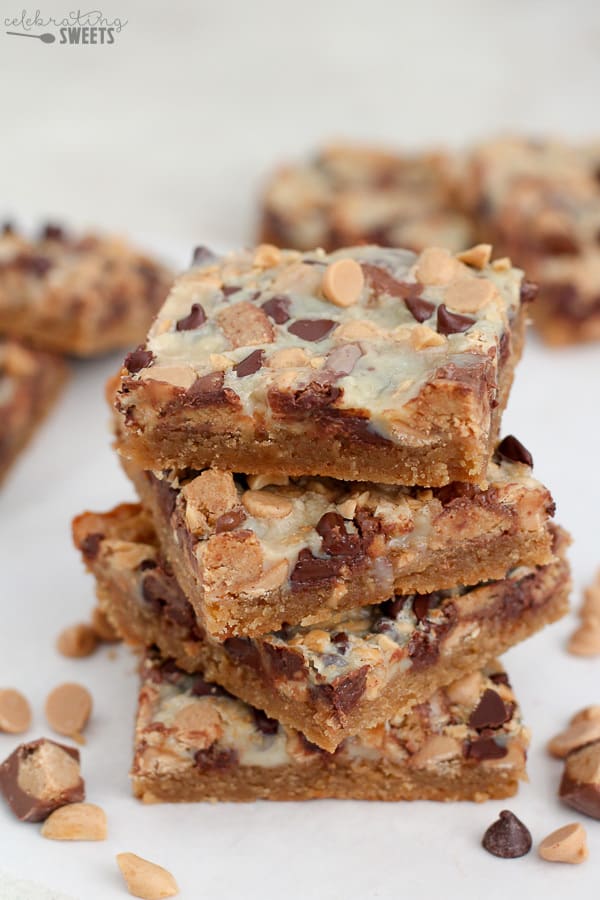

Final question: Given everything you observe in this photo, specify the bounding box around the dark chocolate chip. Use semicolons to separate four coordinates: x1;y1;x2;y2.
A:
318;665;369;715
361;263;422;301
289;548;343;585
437;304;475;335
186;371;236;407
481;810;532;858
379;596;405;620
316;512;362;557
234;349;264;377
405;295;436;322
331;632;349;654
262;295;291;324
124;346;154;374
268;379;341;414
469;689;511;730
496;435;533;467
80;532;103;561
215;508;246;533
222;285;241;297
412;595;432;622
287;318;336;342
263;643;306;679
252;708;279;736
40;223;64;241
519;280;538;303
176;303;206;331
191;245;217;266
467;737;508;761
223;637;262;671
324;343;362;376
489;672;510;687
194;745;237;771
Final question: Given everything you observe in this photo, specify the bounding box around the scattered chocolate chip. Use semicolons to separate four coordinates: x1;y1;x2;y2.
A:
252;708;279;736
40;223;65;241
437;304;475;335
262;295;291;324
405;296;436;322
191;245;217;266
324;344;362;376
520;280;538;303
467;737;508;761
469;689;511;730
316;512;361;557
234;349;264;377
287;318;336;342
124;346;154;375
290;548;343;584
496;435;533;467
215;509;246;533
482;810;532;858
80;532;103;561
175;303;206;331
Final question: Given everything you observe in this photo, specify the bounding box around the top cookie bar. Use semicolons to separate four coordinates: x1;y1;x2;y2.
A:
115;243;530;486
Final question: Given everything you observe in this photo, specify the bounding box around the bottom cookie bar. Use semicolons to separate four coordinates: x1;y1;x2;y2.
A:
0;340;67;485
133;655;528;803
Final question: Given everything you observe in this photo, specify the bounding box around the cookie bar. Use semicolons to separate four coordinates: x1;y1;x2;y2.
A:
73;504;569;751
132;654;528;803
0;339;67;485
115;243;530;486
259;143;475;253
0;224;172;356
126;452;556;639
467;137;600;345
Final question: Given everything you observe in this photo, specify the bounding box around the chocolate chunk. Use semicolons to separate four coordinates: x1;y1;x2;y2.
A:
469;689;511;730
412;595;433;622
404;295;436;323
262;295;291;324
175;303;206;331
437;304;475;335
194;745;237;771
481;810;532;858
290;548;343;585
268;380;341;414
287;318;336;342
190;676;228;698
263;643;306;679
489;672;510;687
467;737;508;761
80;532;103;561
221;285;241;297
496;435;533;467
361;263;422;301
124;346;154;374
0;739;84;823
223;637;262;671
186;371;238;408
324;344;362;376
191;245;217;266
40;223;65;241
316;512;362;557
215;509;246;533
318;665;369;715
252;708;279;736
520;280;538;303
559;741;600;820
234;349;264;377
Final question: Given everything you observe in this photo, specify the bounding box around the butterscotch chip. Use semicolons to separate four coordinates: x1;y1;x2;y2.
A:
41;802;107;841
45;683;92;741
56;624;99;659
538;823;588;864
567;620;600;656
116;853;179;899
456;244;492;269
322;258;364;307
242;489;293;519
444;277;497;313
548;719;600;758
0;689;32;734
91;607;120;643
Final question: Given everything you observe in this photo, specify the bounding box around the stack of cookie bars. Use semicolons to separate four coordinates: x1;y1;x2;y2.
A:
74;241;570;803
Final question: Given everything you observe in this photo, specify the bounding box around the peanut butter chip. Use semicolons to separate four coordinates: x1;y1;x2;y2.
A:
415;247;463;285
41;802;107;841
548;719;600;758
0;688;32;734
456;244;492;269
56;624;98;659
45;683;92;741
568;620;600;656
410;324;446;350
538;823;588;864
117;853;179;899
444;277;497;313
322;258;364;307
570;705;600;726
242;489;293;519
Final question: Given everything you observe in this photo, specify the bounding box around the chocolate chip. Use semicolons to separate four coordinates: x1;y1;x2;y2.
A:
223;637;262;671
405;295;436;322
252;708;279;736
186;371;239;408
215;509;246;533
520;280;538;303
489;672;510;687
412;595;432;622
289;548;343;585
437;304;475;335
40;223;65;241
262;295;291;324
318;665;369;715
191;245;217;266
234;349;264;377
331;632;349;654
481;810;532;858
80;532;103;561
221;285;241;297
287;318;336;342
124;346;154;374
263;643;306;679
379;596;405;620
469;689;511;730
190;675;227;698
268;380;341;414
466;737;508;761
316;512;362;557
175;303;206;331
496;435;533;467
361;263;422;301
194;746;237;771
21;254;53;277
324;344;362;376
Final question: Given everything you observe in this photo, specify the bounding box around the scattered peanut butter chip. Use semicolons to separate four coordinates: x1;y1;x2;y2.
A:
91;607;120;643
116;853;179;899
41;802;107;841
456;243;492;269
481;810;532;858
538;823;588;864
568;620;600;656
0;689;32;734
56;624;98;659
45;683;92;741
242;489;293;519
548;718;600;759
322;258;364;307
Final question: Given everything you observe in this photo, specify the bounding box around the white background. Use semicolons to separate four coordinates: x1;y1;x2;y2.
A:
1;1;600;897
